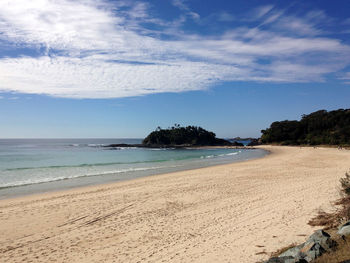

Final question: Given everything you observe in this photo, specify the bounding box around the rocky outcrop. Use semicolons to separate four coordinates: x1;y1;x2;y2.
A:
264;230;337;263
278;244;304;258
231;141;244;146
265;256;307;263
298;230;337;262
247;139;261;146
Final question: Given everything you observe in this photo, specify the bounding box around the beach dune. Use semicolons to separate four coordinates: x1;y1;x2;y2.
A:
1;146;350;263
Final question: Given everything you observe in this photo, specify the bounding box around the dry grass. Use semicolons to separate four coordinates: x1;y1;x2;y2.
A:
340;173;350;195
313;235;350;263
270;243;297;258
334;195;350;222
308;210;341;229
309;172;350;229
309;172;350;262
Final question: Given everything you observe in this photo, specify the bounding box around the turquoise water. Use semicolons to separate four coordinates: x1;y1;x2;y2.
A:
0;139;267;198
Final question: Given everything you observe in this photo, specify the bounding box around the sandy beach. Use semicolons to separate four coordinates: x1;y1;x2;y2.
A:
1;146;350;263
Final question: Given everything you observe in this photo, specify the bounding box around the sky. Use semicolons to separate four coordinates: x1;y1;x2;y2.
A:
0;0;350;138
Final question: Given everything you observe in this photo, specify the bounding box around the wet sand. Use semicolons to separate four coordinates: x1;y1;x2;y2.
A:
0;146;349;263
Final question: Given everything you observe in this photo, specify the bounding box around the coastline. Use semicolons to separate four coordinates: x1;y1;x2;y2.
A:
1;146;349;262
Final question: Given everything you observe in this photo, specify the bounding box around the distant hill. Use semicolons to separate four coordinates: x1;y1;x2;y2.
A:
228;137;260;146
261;109;350;145
229;137;258;141
142;125;233;147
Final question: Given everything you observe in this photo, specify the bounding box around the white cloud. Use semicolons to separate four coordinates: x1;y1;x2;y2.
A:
0;1;349;98
0;0;121;51
0;56;235;98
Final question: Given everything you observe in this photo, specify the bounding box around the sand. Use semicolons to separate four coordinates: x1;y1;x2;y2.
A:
0;146;350;263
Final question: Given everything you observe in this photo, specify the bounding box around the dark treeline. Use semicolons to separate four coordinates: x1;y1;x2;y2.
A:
261;109;350;145
142;124;232;146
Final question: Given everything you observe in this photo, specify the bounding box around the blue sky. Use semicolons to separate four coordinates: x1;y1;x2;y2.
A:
0;0;349;138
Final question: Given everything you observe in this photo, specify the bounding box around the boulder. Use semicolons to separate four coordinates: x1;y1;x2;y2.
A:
278;244;304;258
337;221;350;237
298;241;326;262
297;230;337;262
247;139;261;146
231;141;244;147
263;230;337;263
264;256;296;263
265;256;307;263
305;230;336;251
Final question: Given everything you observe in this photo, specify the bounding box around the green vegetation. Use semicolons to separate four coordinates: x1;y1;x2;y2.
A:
261;109;350;145
142;124;231;146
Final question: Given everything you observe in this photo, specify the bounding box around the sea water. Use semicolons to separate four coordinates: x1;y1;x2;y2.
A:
0;139;267;198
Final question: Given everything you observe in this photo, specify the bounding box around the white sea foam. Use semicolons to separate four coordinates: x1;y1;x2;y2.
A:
0;166;165;188
225;152;239;156
204;152;240;158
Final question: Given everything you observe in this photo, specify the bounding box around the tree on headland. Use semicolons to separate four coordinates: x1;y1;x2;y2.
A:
261;109;350;145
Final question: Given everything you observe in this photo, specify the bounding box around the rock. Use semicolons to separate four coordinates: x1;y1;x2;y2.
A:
337;221;350;237
265;256;307;263
247;139;261;146
278;244;304;258
231;141;244;146
298;241;326;262
298;230;337;262
264;230;337;263
306;230;336;251
264;256;295;263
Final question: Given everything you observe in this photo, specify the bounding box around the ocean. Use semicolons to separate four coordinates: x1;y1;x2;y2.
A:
0;139;267;198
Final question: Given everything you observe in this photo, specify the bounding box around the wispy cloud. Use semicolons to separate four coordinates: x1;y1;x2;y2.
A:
250;5;274;20
172;0;200;21
342;72;350;79
216;11;235;22
0;1;349;98
339;72;350;84
344;18;350;25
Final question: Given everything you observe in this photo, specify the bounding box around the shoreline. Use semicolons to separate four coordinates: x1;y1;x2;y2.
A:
1;146;349;262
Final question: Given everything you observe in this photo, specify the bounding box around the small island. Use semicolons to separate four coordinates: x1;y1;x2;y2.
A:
142;124;233;147
105;125;243;148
